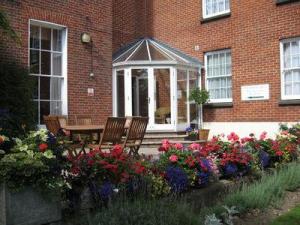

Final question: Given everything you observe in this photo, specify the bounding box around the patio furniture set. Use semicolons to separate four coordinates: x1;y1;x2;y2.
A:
43;115;148;157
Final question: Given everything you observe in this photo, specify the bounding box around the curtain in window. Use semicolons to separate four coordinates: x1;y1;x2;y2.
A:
283;40;300;97
206;51;232;101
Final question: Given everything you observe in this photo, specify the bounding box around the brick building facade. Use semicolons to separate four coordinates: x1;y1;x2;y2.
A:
1;0;113;125
1;0;300;136
113;0;300;137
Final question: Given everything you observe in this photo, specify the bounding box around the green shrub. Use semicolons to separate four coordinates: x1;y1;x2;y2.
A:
223;163;300;213
89;198;202;225
0;62;36;139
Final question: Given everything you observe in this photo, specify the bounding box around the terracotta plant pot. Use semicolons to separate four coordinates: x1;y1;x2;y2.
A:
199;129;210;141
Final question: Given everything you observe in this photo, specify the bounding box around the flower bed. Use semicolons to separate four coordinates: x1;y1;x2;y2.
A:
0;124;299;215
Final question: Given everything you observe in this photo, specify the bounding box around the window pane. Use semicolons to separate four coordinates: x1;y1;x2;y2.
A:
52;53;62;75
130;42;149;61
30;76;39;99
177;70;187;124
154;69;171;124
285;84;292;95
30;50;40;74
53;29;62;52
30;25;40;49
41;51;51;75
190;103;197;124
50;78;62;101
40;76;50;100
294;70;300;82
50;101;62;115
40;101;50;123
294;83;300;95
285;72;292;83
284;43;291;68
225;0;230;10
116;71;125;117
291;41;299;55
41;28;51;50
292;55;300;68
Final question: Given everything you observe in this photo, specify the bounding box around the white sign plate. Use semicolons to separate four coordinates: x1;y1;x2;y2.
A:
241;84;269;101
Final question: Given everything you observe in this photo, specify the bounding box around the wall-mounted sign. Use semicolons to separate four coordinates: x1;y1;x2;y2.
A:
241;84;269;101
87;88;94;97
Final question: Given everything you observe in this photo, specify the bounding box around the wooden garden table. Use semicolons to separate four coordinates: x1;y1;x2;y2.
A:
62;124;104;142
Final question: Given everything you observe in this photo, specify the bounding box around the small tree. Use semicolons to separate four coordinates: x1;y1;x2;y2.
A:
0;62;37;138
0;10;20;42
189;88;209;129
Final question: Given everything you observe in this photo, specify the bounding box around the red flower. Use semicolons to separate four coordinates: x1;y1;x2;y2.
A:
111;145;123;158
121;172;130;183
39;143;48;152
103;163;118;173
133;162;146;174
276;151;283;156
169;154;178;163
185;156;196;168
0;136;4;144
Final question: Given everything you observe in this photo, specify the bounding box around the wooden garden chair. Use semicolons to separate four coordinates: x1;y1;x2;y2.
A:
122;117;148;157
98;117;127;149
43;115;61;136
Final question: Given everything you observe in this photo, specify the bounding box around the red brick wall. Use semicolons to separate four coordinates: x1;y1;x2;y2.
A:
114;0;300;122
113;0;148;52
0;0;113;125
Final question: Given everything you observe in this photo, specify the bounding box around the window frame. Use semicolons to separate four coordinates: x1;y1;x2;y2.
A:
202;0;230;19
205;49;233;103
280;37;300;100
28;19;68;124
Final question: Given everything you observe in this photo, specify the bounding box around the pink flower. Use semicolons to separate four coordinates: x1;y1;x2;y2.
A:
259;131;267;140
227;132;239;142
162;139;171;150
281;130;289;136
174;143;183;150
169;154;178;163
189;143;201;151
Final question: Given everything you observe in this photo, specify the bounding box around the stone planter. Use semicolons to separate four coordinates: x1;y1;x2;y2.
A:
0;183;61;225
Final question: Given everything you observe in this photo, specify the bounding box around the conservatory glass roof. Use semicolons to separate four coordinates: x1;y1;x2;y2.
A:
113;38;201;67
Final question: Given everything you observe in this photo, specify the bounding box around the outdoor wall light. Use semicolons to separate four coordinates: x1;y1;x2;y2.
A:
81;32;91;43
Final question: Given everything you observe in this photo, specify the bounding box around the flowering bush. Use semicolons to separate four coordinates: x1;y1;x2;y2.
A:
66;145;149;203
157;140;213;190
0;129;66;192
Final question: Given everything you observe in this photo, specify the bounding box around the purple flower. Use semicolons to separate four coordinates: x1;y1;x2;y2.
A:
165;166;189;193
224;164;238;176
259;150;270;168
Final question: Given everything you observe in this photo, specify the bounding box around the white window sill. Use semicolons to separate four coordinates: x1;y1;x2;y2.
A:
201;12;231;23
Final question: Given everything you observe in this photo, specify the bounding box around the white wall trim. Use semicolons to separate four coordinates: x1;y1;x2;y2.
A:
204;122;300;139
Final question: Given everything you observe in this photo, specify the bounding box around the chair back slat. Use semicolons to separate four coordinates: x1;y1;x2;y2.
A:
76;115;92;125
57;116;68;127
126;117;148;143
43;115;61;135
100;117;126;145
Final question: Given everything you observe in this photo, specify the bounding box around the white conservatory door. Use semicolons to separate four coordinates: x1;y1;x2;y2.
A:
148;67;175;131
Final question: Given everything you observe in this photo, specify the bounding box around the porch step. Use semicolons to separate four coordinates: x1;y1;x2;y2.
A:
143;134;187;142
140;140;206;149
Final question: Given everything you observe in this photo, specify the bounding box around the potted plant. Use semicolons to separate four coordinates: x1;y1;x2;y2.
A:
185;127;198;141
189;88;210;141
0;129;65;225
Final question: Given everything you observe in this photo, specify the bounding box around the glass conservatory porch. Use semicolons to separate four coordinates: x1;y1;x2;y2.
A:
112;38;202;131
